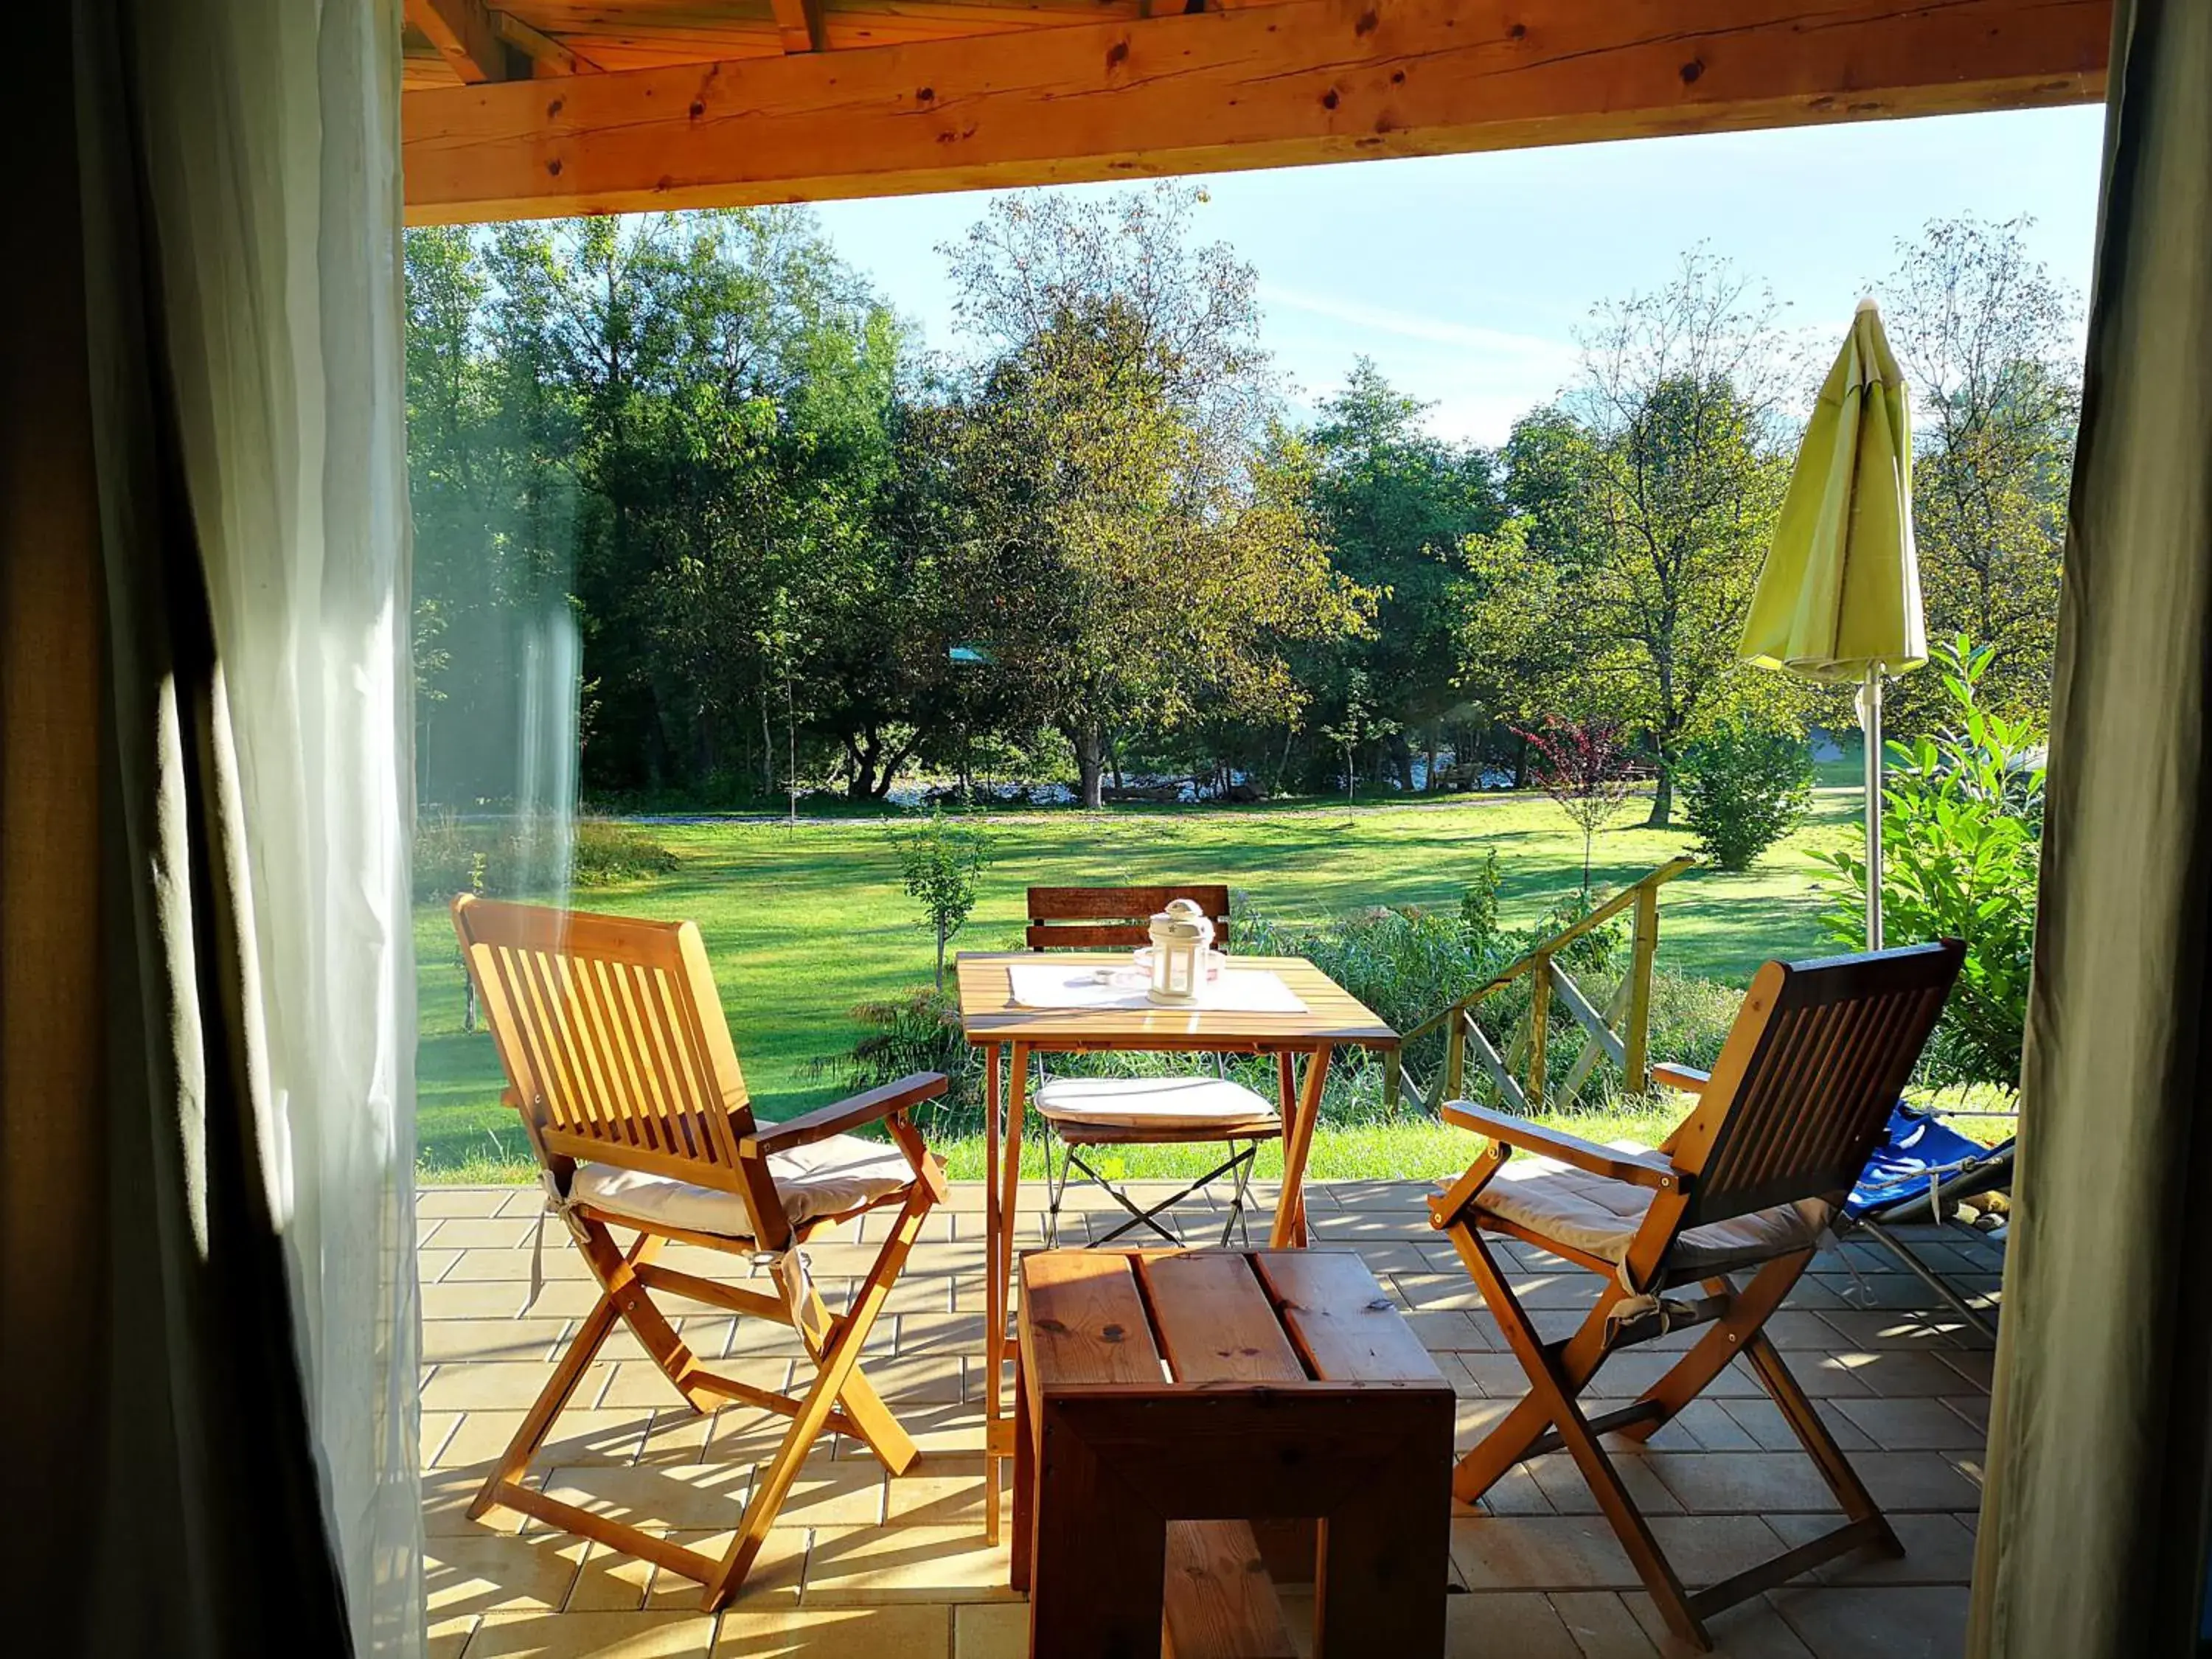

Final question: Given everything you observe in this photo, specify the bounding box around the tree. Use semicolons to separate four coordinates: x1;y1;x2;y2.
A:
1518;716;1636;894
939;187;1371;807
1874;215;2079;728
1475;252;1796;825
892;811;994;987
1304;361;1503;789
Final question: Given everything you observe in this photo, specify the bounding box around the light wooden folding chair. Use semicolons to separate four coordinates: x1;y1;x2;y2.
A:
451;894;950;1610
1023;884;1280;1248
1430;941;1964;1651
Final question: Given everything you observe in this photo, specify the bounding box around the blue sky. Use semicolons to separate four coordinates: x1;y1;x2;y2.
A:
813;105;2106;445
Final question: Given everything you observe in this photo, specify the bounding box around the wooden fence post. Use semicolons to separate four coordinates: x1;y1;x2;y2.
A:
1443;1005;1467;1106
1623;883;1660;1092
1526;955;1551;1113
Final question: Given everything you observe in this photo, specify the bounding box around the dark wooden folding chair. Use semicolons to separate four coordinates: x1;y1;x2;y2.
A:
451;894;950;1610
1430;941;1964;1650
1024;884;1279;1248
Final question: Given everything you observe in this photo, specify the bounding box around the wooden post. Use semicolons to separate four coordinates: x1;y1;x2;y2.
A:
1624;884;1660;1092
1527;955;1551;1113
1383;1050;1402;1117
1442;1002;1467;1106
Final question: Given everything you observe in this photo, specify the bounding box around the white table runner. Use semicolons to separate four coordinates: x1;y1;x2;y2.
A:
1005;961;1308;1015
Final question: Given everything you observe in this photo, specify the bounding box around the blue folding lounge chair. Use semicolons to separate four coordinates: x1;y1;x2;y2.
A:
1843;1102;2013;1340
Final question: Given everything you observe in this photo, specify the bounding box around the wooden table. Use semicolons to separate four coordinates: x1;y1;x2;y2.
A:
954;950;1399;1543
1014;1248;1454;1658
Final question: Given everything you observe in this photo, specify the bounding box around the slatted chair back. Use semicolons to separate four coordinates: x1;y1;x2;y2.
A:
452;894;758;1201
1664;941;1964;1231
1025;885;1234;953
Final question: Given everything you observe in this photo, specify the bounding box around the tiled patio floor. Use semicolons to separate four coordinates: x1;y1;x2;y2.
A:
418;1179;2001;1658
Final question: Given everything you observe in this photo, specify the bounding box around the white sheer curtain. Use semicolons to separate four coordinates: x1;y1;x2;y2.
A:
124;1;422;1651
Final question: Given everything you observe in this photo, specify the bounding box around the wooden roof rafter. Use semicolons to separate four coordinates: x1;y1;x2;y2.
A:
399;0;2112;225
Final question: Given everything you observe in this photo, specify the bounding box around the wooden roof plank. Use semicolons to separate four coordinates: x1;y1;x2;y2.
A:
400;0;2108;225
406;0;525;83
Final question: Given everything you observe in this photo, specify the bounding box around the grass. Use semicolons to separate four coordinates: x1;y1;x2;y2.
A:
415;781;1871;1181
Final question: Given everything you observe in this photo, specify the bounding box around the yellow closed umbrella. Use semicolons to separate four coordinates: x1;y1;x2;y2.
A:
1742;299;1924;949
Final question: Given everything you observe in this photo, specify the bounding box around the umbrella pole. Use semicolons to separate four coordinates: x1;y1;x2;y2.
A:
1861;663;1885;952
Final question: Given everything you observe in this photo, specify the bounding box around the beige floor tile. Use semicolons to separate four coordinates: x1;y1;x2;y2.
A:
437;1408;653;1471
425;1280;535;1320
1853;1452;1983;1512
767;1460;888;1527
1445;1590;1585;1657
703;1405;804;1464
951;1601;1027;1659
638;1405;722;1464
465;1610;716;1658
423;1318;573;1366
714;1605;952;1658
1830;1397;1988;1453
426;1362;608;1413
538;1463;754;1531
1622;1590;1816;1658
831;1403;987;1461
1451;1515;1636;1591
563;1540;655;1612
434;1218;540;1250
644;1528;807;1610
1644;1516;1795;1587
446;1247;592;1282
1547;1590;1663;1658
598;1318;738;1365
602;1357;786;1410
1526;1450;1684;1517
425;1533;585;1616
424;1412;464;1464
422;1188;522;1218
420;1249;464;1284
425;1470;528;1537
883;1455;992;1527
1714;1398;1874;1455
1766;1585;1969;1659
1476;1465;1556;1517
1767;1513;1977;1587
894;1312;984;1357
801;1526;1018;1605
1644;1453;1843;1515
429;1615;477;1659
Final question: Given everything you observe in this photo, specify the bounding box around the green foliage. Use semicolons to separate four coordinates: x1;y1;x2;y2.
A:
891;810;994;985
1458;850;1503;949
1820;637;2044;1088
813;987;982;1129
408;814;676;901
1680;718;1815;871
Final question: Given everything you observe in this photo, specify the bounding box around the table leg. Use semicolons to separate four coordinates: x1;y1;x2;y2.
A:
1314;1430;1452;1658
987;1042;1030;1543
1029;1405;1166;1659
1270;1043;1332;1248
982;1042;1004;1543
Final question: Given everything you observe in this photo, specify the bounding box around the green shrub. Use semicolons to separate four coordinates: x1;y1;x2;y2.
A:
1820;636;2042;1090
1641;969;1743;1077
813;987;984;1129
1680;718;1815;872
411;810;486;902
569;818;679;886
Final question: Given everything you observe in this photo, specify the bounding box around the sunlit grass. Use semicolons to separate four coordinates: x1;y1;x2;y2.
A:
414;784;1872;1178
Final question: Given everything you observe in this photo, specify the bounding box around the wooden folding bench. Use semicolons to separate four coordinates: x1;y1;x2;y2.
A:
451;894;950;1610
1430;941;1965;1651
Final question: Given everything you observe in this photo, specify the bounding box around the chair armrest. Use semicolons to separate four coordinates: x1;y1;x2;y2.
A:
1650;1063;1711;1095
742;1072;948;1157
1439;1102;1686;1192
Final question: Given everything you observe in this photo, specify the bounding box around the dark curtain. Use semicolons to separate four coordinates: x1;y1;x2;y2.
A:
0;1;355;1651
1969;1;2212;1652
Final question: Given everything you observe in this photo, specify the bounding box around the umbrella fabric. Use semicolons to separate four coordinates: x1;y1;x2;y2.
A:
1741;302;1925;681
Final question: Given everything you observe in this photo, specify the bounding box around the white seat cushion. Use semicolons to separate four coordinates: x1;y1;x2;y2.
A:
1475;1142;1832;1280
1032;1074;1279;1132
571;1132;914;1241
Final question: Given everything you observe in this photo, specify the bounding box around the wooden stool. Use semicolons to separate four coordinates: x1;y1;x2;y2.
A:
1013;1248;1455;1658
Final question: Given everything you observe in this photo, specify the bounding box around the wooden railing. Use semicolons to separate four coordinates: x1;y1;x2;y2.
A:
1384;857;1697;1117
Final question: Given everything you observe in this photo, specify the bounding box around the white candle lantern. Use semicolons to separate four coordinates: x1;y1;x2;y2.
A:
1147;899;1214;1006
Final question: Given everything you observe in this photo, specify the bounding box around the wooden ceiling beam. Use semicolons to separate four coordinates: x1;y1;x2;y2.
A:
405;0;524;83
495;12;602;77
769;0;831;52
401;0;2110;226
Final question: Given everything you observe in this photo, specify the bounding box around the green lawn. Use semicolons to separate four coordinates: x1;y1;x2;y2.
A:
415;782;1868;1180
